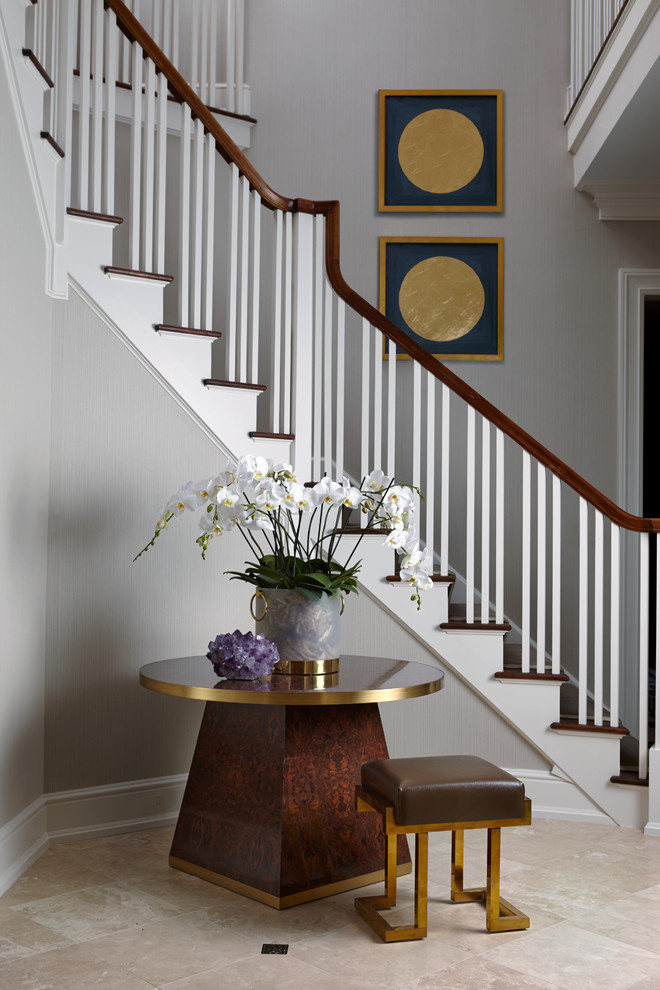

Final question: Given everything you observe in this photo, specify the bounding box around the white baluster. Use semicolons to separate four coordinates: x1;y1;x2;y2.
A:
466;407;476;624
610;523;620;726
521;452;531;672
141;59;157;272
656;533;660;752
154;70;168;274
208;0;218;108
190;1;199;101
552;475;562;674
360;320;370;482
323;272;333;474
226;0;235;113
413;359;421;493
312;216;323;476
283;211;293;434
128;41;142;268
536;463;546;672
201;133;216;330
481;419;491;623
639;533;650;779
495;428;504;624
291;213;315;476
272;210;283;434
440;385;450;577
226;162;239;376
190;118;205;325
102;7;117;217
335;301;345;480
250;190;261;382
373;327;383;473
387;339;396;478
594;511;604;725
78;0;91;209
425;374;435;561
199;0;209;104
171;0;179;68
236;0;245;115
91;0;104;213
55;0;76;240
239;174;250;379
578;497;589;724
161;0;172;59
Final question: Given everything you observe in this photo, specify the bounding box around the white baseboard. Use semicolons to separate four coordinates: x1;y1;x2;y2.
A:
644;821;660;836
0;798;49;897
504;768;614;826
0;774;187;896
46;773;188;842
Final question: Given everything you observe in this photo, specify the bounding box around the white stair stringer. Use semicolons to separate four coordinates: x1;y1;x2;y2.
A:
338;534;648;829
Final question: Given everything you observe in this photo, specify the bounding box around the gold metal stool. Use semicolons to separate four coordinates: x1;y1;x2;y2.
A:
354;755;531;942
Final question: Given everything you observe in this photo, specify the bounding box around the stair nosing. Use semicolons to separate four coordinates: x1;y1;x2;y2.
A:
202;379;267;392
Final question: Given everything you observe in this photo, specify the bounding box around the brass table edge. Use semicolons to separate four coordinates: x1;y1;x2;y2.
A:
140;670;443;705
169;855;412;909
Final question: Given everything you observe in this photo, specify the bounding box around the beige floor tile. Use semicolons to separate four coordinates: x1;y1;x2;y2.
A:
85;909;258;985
160;952;368;990
49;830;175;883
288;921;471;990
13;880;184;942
401;953;564;989
0;907;71;961
564;883;660;953
0;847;111;907
0;942;156;990
484;920;660;990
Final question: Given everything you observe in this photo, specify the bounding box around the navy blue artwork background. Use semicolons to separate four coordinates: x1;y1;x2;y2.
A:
383;94;499;208
384;240;500;357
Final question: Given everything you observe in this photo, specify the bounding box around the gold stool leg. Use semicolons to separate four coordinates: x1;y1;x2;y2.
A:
485;826;530;933
414;832;428;935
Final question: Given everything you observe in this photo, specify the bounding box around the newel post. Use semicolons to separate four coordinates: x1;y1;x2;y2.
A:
290;212;314;481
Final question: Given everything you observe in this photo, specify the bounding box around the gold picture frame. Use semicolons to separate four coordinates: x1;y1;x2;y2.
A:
380;237;504;362
379;90;503;213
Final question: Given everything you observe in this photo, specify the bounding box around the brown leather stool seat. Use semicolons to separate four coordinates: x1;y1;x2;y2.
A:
355;755;531;942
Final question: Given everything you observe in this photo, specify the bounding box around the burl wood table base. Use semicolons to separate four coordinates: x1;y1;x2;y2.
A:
170;702;409;908
140;655;444;909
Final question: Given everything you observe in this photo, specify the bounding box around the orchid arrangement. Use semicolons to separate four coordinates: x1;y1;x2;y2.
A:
134;455;433;607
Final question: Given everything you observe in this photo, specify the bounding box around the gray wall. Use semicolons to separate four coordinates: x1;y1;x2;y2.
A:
0;56;52;828
245;0;660;501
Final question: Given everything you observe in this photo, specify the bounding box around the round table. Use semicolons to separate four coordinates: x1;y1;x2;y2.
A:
140;655;444;909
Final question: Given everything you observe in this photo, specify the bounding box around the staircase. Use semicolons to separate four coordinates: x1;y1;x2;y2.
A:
2;0;658;831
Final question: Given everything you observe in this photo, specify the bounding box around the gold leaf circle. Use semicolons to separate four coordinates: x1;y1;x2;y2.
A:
398;109;484;194
399;256;485;342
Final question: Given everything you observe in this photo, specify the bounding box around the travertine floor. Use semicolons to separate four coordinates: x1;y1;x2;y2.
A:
1;817;660;989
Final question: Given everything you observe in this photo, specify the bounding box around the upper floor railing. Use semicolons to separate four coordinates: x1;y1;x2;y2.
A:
569;0;630;110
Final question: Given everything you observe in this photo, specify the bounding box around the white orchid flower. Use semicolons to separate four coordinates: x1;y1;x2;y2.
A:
216;487;240;512
237;454;271;488
314;477;342;505
332;485;362;509
383;524;409;550
166;482;197;516
244;509;275;531
284;484;320;513
364;469;391;493
254;486;286;512
192;477;217;505
400;545;433;592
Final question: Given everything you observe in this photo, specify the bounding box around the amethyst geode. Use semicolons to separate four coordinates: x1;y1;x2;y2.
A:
206;629;280;680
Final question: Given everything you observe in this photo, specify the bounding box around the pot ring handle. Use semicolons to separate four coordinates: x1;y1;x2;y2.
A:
250;590;267;621
340;593;345;616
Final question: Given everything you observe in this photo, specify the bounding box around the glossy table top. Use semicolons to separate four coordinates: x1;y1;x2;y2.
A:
139;655;444;706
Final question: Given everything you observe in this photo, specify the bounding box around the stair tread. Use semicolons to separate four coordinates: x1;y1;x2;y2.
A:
610;772;649;787
155;324;222;339
22;48;54;88
499;643;569;680
550;719;629;736
67;207;122;224
104;265;173;282
202;379;266;392
386;573;455;584
440;603;511;631
41;131;65;158
248;431;295;440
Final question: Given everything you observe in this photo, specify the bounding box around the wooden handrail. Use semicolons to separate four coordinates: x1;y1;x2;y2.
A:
105;0;660;534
